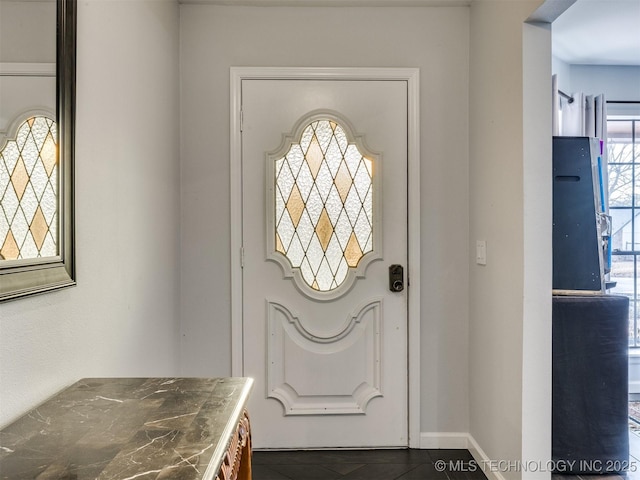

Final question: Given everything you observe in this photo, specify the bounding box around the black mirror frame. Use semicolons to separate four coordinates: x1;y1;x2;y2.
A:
0;0;76;302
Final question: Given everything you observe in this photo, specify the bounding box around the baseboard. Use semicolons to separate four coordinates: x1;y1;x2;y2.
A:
466;434;508;480
419;432;507;480
419;432;470;449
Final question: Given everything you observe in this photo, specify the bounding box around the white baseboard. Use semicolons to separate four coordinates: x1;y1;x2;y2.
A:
419;432;470;449
466;434;509;480
419;432;507;480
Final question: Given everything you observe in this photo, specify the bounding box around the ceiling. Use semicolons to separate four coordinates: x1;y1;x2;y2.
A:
552;0;640;66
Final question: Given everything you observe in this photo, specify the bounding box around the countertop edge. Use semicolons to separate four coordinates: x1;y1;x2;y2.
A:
203;377;254;480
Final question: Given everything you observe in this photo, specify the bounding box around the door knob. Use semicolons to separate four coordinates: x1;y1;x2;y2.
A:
389;264;404;292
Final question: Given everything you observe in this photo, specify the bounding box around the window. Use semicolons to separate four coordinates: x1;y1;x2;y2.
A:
1;116;58;260
265;112;382;300
607;106;640;345
274;119;373;292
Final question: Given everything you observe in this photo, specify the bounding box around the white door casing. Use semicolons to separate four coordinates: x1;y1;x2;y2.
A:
230;67;421;449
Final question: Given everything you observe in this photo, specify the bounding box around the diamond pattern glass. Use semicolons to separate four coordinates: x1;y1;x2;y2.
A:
275;120;373;292
1;116;58;260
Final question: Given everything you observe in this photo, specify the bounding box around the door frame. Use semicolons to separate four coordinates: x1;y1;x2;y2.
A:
229;66;421;447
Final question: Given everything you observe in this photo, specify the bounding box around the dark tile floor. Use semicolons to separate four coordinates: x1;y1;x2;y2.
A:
253;425;640;480
253;429;640;480
252;449;487;480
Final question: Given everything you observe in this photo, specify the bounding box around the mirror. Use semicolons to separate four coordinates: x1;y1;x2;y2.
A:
0;0;76;301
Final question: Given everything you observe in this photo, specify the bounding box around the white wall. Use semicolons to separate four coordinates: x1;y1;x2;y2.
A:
551;55;571;92
0;0;181;427
522;20;553;480
468;1;549;478
569;64;640;103
0;1;56;154
179;4;471;436
552;63;640;115
0;0;55;63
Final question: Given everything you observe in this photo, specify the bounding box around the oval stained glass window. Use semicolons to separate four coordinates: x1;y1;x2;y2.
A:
274;119;373;292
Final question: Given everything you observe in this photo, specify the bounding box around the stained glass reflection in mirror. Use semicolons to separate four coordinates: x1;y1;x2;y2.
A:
0;116;58;260
274;119;373;292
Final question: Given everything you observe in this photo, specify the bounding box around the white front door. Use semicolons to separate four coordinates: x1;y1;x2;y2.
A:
240;75;409;449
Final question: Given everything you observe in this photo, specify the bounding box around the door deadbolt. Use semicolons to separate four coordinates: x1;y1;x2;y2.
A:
389;264;404;292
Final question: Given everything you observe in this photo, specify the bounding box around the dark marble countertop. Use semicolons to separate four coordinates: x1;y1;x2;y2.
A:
0;377;253;480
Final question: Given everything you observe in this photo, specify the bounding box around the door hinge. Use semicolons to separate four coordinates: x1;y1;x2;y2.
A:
240;109;243;132
240;246;245;268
